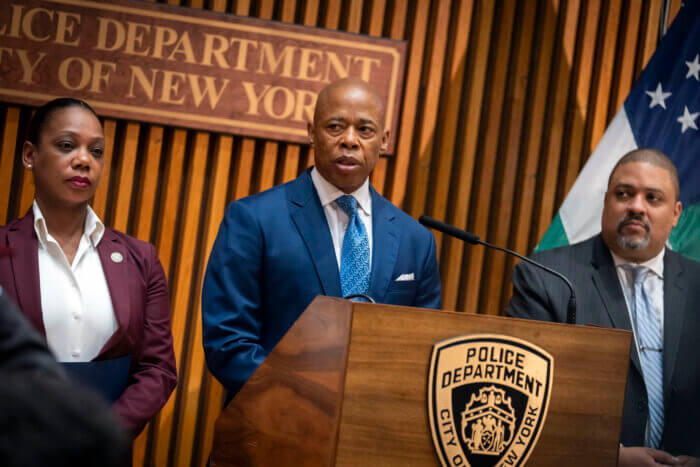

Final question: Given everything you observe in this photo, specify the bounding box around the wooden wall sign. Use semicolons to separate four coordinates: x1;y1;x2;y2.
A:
0;0;407;153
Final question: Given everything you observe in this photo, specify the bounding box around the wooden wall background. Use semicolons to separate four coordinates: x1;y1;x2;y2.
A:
0;0;682;465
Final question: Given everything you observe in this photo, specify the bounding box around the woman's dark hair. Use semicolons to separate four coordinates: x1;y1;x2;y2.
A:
26;98;100;145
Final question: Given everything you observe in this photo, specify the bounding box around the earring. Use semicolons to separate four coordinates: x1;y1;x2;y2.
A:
26;164;32;169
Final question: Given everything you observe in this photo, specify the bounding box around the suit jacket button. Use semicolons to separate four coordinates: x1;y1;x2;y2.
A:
637;400;646;411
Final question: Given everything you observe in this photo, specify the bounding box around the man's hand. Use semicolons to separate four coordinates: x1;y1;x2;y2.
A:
619;446;681;467
676;456;700;467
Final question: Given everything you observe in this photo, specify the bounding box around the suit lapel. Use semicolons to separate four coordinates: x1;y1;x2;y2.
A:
662;250;685;405
97;230;132;352
7;212;45;336
288;171;342;297
368;189;399;302
591;235;642;373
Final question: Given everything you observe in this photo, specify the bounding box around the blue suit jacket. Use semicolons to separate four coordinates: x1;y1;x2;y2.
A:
202;169;442;395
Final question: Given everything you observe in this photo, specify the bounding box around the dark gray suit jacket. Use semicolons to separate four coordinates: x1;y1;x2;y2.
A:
507;235;700;456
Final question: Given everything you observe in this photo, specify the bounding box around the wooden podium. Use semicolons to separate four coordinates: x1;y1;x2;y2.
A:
211;296;631;466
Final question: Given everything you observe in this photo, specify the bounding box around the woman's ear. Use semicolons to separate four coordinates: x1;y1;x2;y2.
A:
22;141;37;169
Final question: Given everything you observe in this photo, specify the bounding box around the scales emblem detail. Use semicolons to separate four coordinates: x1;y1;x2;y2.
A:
462;386;515;456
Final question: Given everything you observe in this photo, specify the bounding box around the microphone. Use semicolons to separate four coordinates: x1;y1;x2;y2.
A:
419;215;577;325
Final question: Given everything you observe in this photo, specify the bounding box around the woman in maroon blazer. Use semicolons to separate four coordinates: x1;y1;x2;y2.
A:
0;98;176;438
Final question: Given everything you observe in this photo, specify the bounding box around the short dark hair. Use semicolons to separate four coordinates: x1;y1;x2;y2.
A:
608;148;680;200
26;98;100;146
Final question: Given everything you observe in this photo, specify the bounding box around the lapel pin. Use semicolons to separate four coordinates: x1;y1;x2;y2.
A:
111;252;123;263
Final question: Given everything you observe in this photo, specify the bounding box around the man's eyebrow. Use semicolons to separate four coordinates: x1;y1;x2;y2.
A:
614;183;665;194
358;118;377;126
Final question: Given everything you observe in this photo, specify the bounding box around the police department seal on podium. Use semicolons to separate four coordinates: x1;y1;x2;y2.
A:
428;334;553;467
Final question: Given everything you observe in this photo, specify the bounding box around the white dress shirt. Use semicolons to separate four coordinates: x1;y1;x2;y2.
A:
310;167;373;269
611;247;665;351
33;201;118;362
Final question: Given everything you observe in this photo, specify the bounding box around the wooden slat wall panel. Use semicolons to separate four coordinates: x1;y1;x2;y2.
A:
191;135;233;467
531;0;579;248
389;0;429;205
91;119;117;219
131;125;165;467
112;123;141;232
0;107;20;224
18;160;35;216
559;0;602;199
440;0;495;311
461;0;517;316
156;131;210;466
405;0;451;218
589;2;624;156
486;0;538;314
616;0;643;111
167;132;210;466
427;0;474;261
0;1;675;465
468;0;519;316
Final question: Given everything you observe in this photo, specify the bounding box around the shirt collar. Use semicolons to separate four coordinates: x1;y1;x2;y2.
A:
32;200;105;249
611;246;665;279
310;167;372;216
84;205;105;247
32;201;50;249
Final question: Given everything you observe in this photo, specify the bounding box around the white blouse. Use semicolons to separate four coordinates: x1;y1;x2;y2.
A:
33;201;118;362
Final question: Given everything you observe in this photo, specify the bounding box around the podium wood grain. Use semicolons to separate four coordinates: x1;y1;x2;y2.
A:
212;297;631;466
211;299;352;466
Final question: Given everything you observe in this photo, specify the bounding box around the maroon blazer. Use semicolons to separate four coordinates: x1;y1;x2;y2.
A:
0;211;177;438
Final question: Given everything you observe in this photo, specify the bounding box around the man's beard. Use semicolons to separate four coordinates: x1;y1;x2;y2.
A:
616;214;650;250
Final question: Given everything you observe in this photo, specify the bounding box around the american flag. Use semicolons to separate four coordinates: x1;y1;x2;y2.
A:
538;0;700;261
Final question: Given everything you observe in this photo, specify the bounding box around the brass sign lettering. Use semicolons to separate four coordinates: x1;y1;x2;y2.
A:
0;0;406;152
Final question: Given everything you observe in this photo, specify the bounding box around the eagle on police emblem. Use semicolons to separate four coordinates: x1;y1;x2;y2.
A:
427;335;553;467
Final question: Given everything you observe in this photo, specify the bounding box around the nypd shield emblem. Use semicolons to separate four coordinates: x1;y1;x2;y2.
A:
428;334;553;467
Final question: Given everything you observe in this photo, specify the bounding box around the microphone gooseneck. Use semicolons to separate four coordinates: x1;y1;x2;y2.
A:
418;215;577;324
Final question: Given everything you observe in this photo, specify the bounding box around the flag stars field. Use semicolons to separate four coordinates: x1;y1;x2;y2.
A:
686;54;700;81
677;106;699;133
646;83;672;109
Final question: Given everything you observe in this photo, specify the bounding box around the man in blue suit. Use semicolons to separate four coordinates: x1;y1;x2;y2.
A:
202;78;442;395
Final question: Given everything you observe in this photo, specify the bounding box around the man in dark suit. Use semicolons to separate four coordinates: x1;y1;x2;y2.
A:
507;149;699;466
202;78;442;396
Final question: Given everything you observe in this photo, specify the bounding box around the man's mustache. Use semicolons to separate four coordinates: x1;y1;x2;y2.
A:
617;214;650;234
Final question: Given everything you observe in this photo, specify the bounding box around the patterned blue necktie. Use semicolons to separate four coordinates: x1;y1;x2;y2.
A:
335;195;370;298
624;265;664;448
